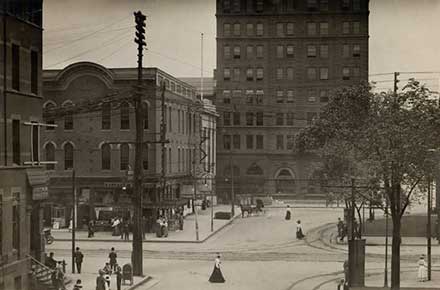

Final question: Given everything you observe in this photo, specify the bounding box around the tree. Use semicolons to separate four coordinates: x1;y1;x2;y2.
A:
295;81;440;289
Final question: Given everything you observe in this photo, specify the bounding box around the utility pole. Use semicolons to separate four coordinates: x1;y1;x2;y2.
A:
230;153;235;217
132;10;147;277
384;198;389;287
351;178;355;240
71;170;76;274
193;161;200;241
211;163;214;232
427;175;432;280
200;32;204;100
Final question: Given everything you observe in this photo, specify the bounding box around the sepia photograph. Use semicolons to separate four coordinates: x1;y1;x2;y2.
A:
1;0;440;289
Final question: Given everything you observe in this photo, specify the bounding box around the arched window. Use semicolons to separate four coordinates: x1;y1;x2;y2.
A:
120;143;129;170
142;102;149;130
102;103;111;130
44;102;56;130
101;143;111;170
275;168;295;194
64;142;73;170
246;163;263;175
63;101;73;130
142;144;148;170
120;102;130;129
45;143;55;170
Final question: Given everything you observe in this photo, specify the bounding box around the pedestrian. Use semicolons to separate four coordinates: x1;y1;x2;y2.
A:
73;279;82;290
88;220;95;238
337;218;344;241
103;262;112;275
123;222;130;240
56;262;66;290
142;216;147;240
109;248;117;271
285;205;291;220
179;213;184;231
156;216;162;237
120;219;124;240
68;219;73;232
45;252;57;269
417;255;428;282
208;253;225;283
96;269;107;290
74;247;84;273
51;269;59;290
296;220;305;239
104;274;111;290
112;217;121;236
115;264;122;290
343;260;349;285
162;218;168;237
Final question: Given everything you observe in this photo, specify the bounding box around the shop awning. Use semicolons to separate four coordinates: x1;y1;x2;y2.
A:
27;169;49;200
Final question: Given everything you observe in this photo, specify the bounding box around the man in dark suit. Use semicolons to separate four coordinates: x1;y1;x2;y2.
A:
74;247;84;273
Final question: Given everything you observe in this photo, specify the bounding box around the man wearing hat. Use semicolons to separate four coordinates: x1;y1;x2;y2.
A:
96;269;106;290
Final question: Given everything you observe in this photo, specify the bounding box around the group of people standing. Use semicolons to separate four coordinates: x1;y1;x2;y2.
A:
285;205;305;239
96;248;123;290
111;217;131;240
44;252;68;290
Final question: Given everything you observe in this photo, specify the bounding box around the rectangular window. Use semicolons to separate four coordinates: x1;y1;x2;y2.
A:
223;0;231;12
233;46;241;59
256;23;264;36
276;113;284;126
256;112;263;126
287;0;296;10
353;0;361;11
233;23;241;36
246;23;254;35
307;45;317;57
287;90;294;103
320;45;328;58
276;68;283;80
320;22;329;35
246;112;254;126
286;23;294;35
286;45;294;58
308;89;317;102
232;0;240;12
353;21;360;34
246;45;254;58
246;90;254;104
12;193;20;254
224;68;231;80
256;45;264;58
233;135;241;149
256;135;264;149
320;0;329;10
307;0;318;9
223;90;231;104
256;90;264;104
246;135;254;149
256;68;264;80
353;66;360;77
320;89;329;102
233;90;241;99
287;135;295;149
342;67;350;80
342;0;350;9
286;113;294;125
276;90;284;103
233;67;240;81
233;112;241;126
31;50;38;94
343;44;350;58
320;67;329;80
101;103;111;130
12;44;20;91
276;135;284;150
246;68;254;81
353;44;360;57
224;45;231;59
276;45;284;58
32;123;39;163
276;23;284;37
307;68;317;80
224;135;231;150
224;112;231;126
224;23;231;36
12;119;20;165
307;22;317;35
286;67;294;80
256;0;264;12
342;22;350;34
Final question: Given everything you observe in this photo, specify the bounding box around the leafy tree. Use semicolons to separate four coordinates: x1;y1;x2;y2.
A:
295;81;440;289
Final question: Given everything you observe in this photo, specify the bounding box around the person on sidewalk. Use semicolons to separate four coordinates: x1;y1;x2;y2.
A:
296;220;305;239
162;218;169;237
178;213;184;231
209;253;225;283
74;247;84;274
337;218;344;242
45;252;57;269
104;274;111;290
115;264;122;290
123;222;130;241
96;269;107;290
88;220;95;238
285;205;291;220
103;262;112;275
120;219;124;240
109;248;117;271
417;255;428;282
56;262;66;290
73;279;82;290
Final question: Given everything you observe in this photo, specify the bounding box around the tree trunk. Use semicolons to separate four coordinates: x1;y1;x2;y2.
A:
391;216;401;289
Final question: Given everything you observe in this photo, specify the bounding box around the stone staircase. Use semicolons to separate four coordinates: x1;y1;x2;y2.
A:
29;255;71;290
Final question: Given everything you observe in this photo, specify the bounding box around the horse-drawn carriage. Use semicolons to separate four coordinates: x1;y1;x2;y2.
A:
240;199;265;218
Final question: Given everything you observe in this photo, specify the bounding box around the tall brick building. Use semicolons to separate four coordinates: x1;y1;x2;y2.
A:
215;0;369;199
0;1;48;290
41;62;203;231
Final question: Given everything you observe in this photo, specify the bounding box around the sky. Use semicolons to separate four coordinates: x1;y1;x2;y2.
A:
43;0;440;90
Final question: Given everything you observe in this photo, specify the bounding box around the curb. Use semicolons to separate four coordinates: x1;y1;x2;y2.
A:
126;276;159;290
53;213;241;244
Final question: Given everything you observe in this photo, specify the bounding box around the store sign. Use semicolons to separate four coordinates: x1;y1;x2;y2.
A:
33;186;48;200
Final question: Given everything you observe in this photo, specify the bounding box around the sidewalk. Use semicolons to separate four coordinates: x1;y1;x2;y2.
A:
52;205;241;243
65;273;157;290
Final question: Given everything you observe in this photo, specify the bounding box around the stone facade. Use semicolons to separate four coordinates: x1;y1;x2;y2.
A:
215;0;369;200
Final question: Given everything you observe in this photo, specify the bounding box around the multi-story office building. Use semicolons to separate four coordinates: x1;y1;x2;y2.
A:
215;0;369;199
41;62;203;231
0;2;48;289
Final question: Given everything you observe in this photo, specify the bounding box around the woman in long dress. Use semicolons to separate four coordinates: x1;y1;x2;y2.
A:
209;254;225;283
285;205;291;220
296;220;305;239
417;255;428;282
